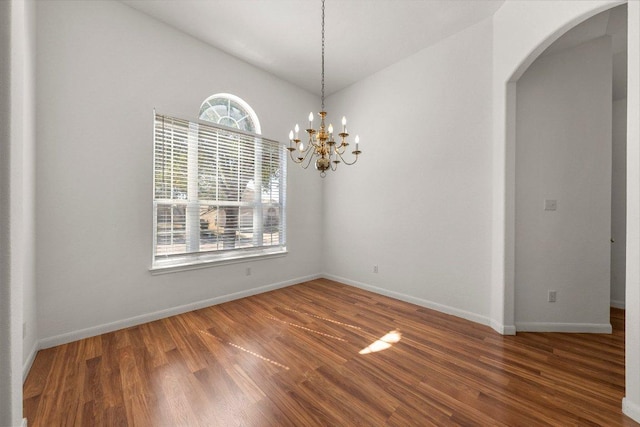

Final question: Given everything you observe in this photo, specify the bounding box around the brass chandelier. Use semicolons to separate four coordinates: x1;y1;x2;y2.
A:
287;0;361;177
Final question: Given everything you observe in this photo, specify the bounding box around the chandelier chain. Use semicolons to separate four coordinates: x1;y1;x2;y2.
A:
321;0;325;111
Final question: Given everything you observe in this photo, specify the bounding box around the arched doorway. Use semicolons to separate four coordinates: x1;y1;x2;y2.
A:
492;0;640;422
513;5;626;332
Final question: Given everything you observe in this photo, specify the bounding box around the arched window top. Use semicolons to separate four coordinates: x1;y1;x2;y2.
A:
199;93;261;134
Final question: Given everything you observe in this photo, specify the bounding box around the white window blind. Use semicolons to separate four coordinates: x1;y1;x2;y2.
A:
153;112;286;269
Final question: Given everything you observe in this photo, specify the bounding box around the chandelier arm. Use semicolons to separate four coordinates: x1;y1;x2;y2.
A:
301;149;316;169
289;141;315;164
335;149;359;166
288;148;305;164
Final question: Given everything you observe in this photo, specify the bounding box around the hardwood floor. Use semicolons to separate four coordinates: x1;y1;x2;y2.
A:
24;278;639;426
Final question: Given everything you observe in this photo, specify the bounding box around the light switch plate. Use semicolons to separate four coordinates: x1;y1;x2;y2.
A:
544;199;557;211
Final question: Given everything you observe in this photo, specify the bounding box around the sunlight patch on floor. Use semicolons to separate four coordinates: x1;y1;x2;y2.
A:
279;306;362;329
198;329;290;370
265;315;347;342
359;330;402;355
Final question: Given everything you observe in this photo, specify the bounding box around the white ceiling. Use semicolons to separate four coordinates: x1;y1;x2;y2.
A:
120;0;505;96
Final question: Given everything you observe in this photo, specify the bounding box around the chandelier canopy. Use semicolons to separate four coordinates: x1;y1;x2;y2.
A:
287;0;361;177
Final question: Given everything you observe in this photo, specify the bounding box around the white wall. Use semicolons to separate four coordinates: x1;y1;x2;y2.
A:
612;98;627;308
35;0;323;345
515;37;612;331
0;1;20;424
2;0;36;424
21;0;36;377
323;17;494;325
624;0;640;421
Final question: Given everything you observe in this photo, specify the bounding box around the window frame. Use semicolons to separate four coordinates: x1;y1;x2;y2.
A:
150;109;287;273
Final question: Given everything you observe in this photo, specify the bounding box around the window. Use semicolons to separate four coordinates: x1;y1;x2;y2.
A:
152;95;286;270
199;93;258;133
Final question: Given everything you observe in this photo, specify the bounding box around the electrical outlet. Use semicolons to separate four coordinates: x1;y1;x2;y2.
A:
548;290;557;303
246;267;251;276
373;265;378;274
544;199;557;211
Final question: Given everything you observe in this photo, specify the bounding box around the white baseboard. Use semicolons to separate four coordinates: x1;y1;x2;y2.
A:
491;319;516;335
22;418;28;427
515;322;612;333
38;274;320;350
623;397;640;424
611;299;626;309
323;273;493;329
27;272;618;380
22;340;38;383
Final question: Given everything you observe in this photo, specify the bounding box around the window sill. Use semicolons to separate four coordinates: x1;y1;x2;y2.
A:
149;248;287;275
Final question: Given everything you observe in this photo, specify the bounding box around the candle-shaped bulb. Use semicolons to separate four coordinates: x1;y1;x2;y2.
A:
299;142;304;152
288;130;294;141
328;124;333;134
309;112;314;122
355;135;360;150
341;116;347;126
294;124;300;139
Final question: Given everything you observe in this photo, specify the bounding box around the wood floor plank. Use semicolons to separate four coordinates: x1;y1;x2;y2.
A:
24;278;639;426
